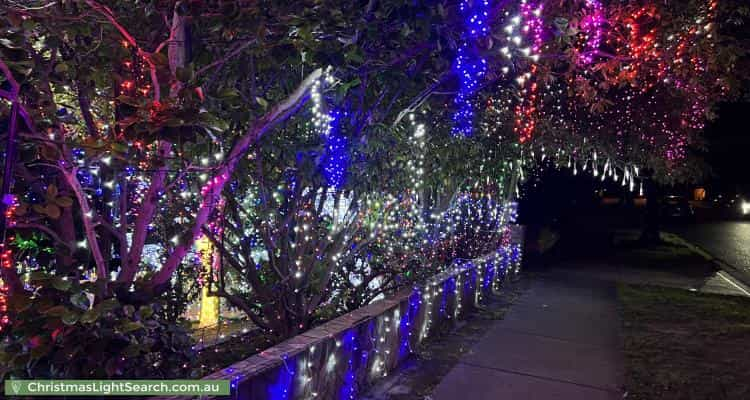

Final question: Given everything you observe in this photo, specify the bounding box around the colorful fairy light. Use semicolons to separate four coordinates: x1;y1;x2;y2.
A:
521;0;725;176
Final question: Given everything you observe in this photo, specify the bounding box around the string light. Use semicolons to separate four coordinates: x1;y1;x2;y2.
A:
512;0;544;143
220;230;522;397
578;0;605;65
452;0;491;137
0;195;17;333
311;68;348;189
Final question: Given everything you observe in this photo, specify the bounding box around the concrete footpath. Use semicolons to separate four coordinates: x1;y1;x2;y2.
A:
431;272;623;400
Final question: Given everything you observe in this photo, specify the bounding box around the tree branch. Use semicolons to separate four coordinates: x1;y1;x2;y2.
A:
60;164;108;283
84;0;162;101
150;68;324;289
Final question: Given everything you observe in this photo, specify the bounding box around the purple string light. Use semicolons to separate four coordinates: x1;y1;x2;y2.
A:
579;0;604;64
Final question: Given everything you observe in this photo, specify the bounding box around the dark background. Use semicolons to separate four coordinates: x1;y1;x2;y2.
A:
705;101;750;195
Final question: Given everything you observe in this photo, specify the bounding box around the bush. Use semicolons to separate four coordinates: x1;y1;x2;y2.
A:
0;272;197;383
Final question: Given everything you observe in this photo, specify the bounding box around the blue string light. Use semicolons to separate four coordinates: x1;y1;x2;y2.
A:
339;330;358;400
321;110;348;189
452;0;491;137
311;71;349;189
268;354;295;400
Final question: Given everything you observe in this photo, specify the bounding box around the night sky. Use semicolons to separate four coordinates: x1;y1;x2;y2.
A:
704;101;750;193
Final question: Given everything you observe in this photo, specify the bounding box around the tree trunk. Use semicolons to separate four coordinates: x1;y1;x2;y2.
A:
640;173;661;244
119;3;186;284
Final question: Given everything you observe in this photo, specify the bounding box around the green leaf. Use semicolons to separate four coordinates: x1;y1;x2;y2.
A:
51;276;72;291
115;95;141;107
97;298;120;313
62;311;80;326
122;304;135;317
40;144;60;161
8;294;31;312
150;52;168;66
80;308;100;324
255;96;269;109
339;78;361;95
29;270;51;282
30;344;52;360
344;48;364;64
55;197;74;208
137;305;154;319
14;234;39;251
200;113;229;132
70;292;91;310
54;63;69;74
13;353;30;369
122;344;141;357
21;19;36;31
110;142;129;154
118;321;143;333
217;88;240;99
175;65;194;82
43;305;68;317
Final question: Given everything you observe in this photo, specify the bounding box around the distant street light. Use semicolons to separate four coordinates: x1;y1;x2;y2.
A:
742;201;750;216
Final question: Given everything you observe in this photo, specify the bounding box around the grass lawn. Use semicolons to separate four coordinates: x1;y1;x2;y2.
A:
619;284;750;400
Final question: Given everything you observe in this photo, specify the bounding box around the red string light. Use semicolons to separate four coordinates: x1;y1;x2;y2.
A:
0;195;18;333
513;1;544;143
